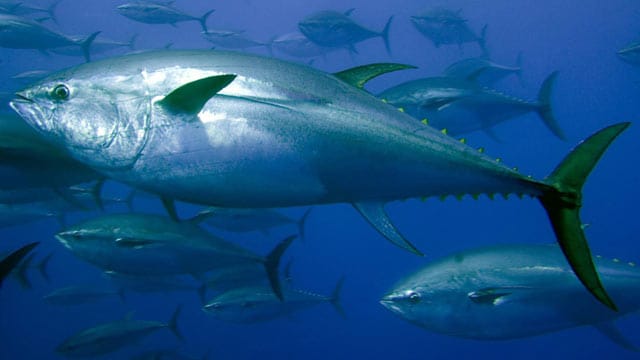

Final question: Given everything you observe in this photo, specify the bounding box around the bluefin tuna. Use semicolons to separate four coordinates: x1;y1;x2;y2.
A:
378;72;563;139
0;0;60;23
43;284;124;305
51;34;138;58
0;14;99;61
202;29;267;50
298;10;393;54
203;277;344;323
56;306;182;357
55;213;295;299
270;31;335;60
192;207;312;238
443;54;523;85
8;49;630;309
116;2;214;32
380;243;640;350
411;8;486;51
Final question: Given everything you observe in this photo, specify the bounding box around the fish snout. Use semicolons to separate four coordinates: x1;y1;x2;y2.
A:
13;91;33;103
379;292;404;313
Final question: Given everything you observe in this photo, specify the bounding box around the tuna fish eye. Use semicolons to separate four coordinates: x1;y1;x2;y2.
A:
408;292;421;304
51;84;70;101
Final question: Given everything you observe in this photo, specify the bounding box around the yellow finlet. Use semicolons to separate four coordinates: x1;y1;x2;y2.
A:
495;158;502;163
459;138;466;144
487;193;495;200
471;194;480;200
629;262;636;267
439;195;447;201
421;118;429;125
381;98;387;103
501;193;509;200
455;194;464;200
477;147;485;153
613;258;620;263
398;107;405;112
440;128;448;135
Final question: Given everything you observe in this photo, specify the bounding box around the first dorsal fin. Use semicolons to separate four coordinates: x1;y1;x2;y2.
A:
333;63;417;89
158;74;237;115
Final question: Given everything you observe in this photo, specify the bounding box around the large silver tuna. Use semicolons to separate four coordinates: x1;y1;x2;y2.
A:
380;244;640;350
8;49;630;309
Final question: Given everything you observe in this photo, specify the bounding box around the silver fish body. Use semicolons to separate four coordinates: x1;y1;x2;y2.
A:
381;244;640;341
8;49;630;309
203;282;341;323
116;3;214;32
55;213;266;276
378;73;562;138
56;308;181;357
0;14;97;60
298;10;392;53
9;50;544;206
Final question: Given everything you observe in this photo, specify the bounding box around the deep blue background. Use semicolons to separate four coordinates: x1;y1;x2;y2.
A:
1;1;639;359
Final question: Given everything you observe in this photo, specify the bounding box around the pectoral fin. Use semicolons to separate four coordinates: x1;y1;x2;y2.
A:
353;202;423;255
159;74;237;116
114;238;156;249
467;286;533;305
593;321;639;351
334;63;416;89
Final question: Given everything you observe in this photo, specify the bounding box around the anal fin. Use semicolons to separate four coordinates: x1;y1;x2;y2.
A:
353;202;423;256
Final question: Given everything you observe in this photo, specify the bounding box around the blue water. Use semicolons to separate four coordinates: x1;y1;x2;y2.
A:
1;0;639;359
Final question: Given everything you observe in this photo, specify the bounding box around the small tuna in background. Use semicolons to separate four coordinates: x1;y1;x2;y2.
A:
381;244;640;351
56;306;183;358
443;53;523;85
201;29;267;51
298;9;393;54
0;14;100;61
191;207;312;239
411;7;486;52
116;2;214;32
203;277;344;323
378;71;562;139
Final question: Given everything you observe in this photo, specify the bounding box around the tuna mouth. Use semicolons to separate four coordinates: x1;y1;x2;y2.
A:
13;92;33;103
379;295;402;314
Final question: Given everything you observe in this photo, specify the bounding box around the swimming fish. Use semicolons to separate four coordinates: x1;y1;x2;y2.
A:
116;2;214;32
56;306;182;357
298;10;392;54
378;72;562;138
203;277;344;323
55;213;295;300
381;243;640;350
9;49;630;309
411;8;486;51
0;14;99;61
